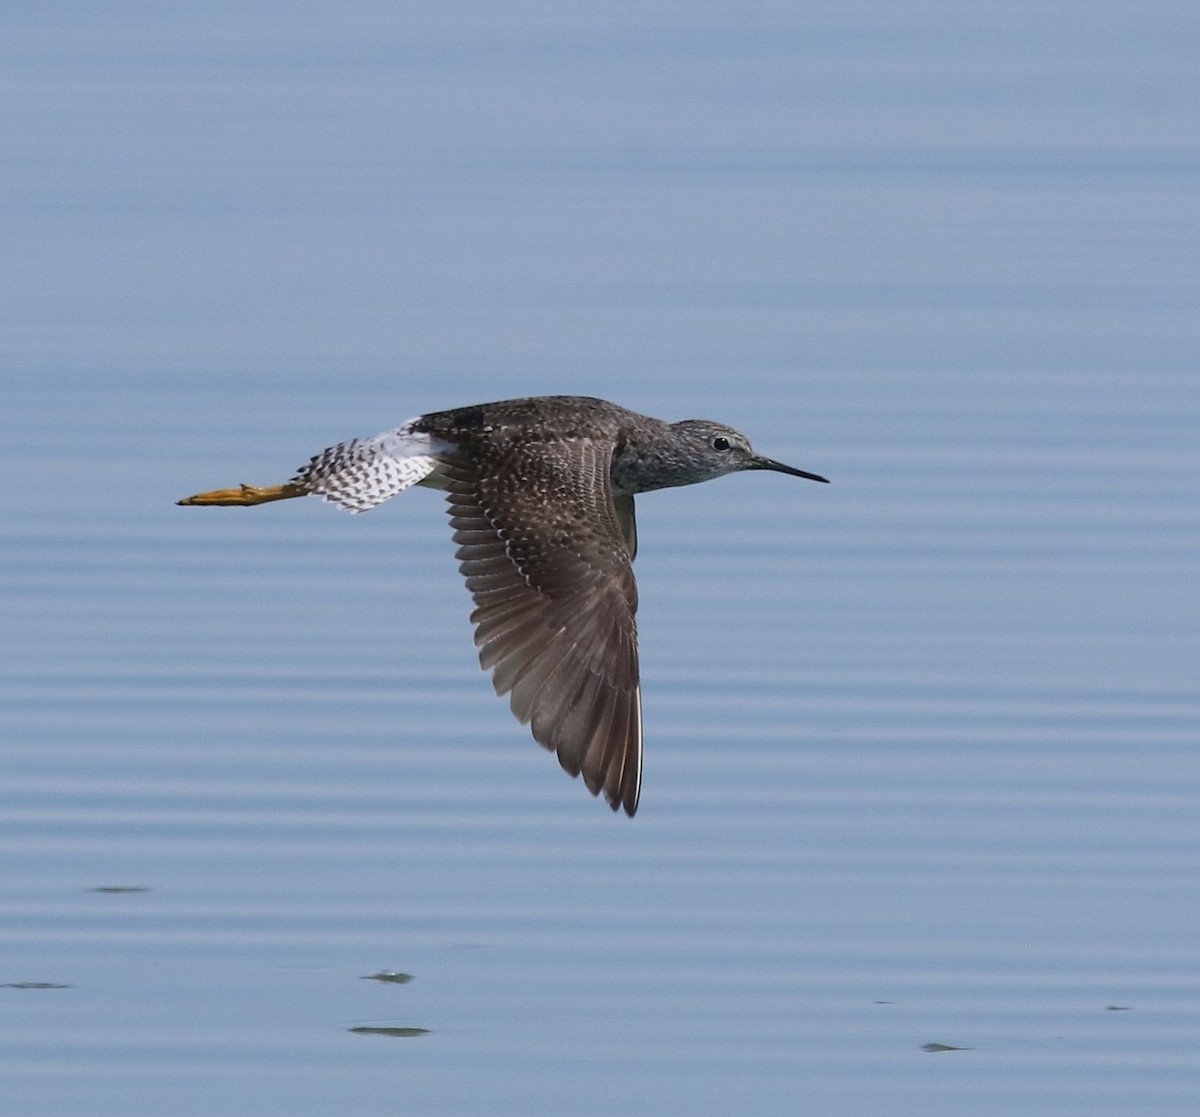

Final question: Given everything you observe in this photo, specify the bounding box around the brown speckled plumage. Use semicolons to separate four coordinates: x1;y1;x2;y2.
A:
179;395;827;816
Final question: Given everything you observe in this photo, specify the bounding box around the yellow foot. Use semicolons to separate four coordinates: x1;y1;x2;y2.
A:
177;483;305;507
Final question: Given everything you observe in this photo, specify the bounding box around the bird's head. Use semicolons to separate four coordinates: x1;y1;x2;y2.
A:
662;420;829;487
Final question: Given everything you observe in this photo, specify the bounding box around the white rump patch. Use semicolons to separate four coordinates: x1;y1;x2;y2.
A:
291;421;453;513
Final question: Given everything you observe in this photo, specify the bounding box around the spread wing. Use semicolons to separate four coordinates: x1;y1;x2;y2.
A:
444;437;642;815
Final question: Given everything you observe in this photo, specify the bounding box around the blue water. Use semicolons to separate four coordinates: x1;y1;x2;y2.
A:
2;4;1197;1115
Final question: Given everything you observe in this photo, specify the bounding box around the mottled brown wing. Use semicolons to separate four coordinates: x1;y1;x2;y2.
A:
443;438;642;815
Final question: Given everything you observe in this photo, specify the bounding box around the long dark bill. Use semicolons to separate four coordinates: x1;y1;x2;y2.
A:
753;457;829;484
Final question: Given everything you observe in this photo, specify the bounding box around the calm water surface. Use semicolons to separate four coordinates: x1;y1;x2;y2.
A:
2;4;1197;1115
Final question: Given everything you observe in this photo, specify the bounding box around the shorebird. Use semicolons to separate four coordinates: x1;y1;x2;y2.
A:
179;395;827;816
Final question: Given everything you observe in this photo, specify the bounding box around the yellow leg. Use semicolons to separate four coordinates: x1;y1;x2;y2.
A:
177;483;306;507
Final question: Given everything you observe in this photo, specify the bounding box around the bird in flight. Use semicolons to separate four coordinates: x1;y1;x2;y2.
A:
179;395;827;816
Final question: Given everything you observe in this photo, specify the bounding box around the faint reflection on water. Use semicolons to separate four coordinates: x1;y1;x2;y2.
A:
348;1026;430;1039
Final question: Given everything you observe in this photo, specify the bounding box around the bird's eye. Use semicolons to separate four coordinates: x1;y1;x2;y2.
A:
711;435;732;451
